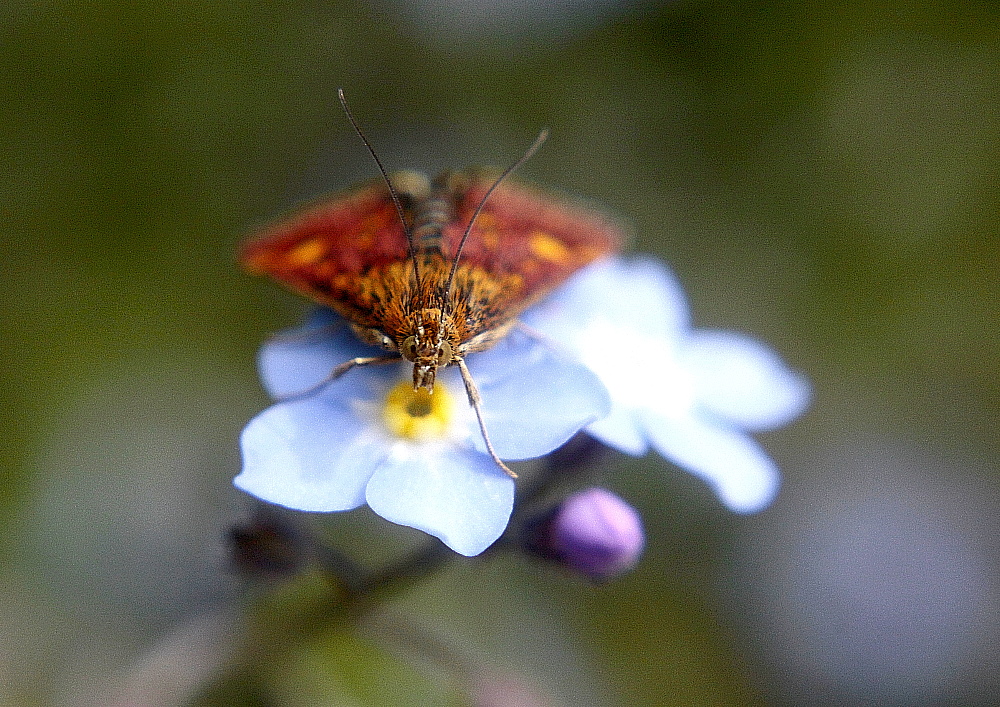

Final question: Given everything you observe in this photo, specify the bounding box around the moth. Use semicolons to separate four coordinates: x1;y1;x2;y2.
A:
241;91;623;476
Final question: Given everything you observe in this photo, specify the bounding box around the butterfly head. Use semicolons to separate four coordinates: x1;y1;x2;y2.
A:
399;308;457;392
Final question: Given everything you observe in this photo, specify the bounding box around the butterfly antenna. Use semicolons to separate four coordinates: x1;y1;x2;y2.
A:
338;89;423;290
444;129;548;295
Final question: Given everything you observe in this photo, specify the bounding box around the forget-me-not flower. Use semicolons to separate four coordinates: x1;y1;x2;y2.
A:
235;309;610;556
522;257;810;513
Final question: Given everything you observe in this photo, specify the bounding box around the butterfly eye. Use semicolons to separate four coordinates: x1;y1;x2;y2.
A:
437;341;453;366
401;336;418;361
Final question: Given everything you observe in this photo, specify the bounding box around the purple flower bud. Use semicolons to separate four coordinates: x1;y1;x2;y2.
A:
525;487;645;581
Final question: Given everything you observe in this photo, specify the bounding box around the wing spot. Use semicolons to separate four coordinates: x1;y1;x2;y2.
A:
287;239;327;266
475;212;497;229
529;231;571;263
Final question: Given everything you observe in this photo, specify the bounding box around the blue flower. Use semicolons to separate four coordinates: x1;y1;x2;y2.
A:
235;309;611;556
522;257;810;513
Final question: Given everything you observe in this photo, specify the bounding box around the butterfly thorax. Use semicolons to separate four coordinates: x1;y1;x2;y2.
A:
408;175;451;259
388;174;460;390
345;255;513;389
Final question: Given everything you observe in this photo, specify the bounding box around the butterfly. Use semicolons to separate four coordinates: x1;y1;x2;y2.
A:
241;91;623;476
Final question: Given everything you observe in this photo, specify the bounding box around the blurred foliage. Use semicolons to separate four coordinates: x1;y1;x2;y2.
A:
2;1;998;705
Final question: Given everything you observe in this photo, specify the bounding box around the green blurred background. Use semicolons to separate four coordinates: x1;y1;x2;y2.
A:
3;1;999;705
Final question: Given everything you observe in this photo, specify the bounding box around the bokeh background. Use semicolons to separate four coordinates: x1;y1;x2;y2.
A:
3;1;999;705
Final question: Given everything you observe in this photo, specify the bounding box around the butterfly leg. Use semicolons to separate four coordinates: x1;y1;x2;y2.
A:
457;359;518;479
330;355;400;379
278;355;400;402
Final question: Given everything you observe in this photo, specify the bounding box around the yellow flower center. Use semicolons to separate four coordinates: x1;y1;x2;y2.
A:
382;379;455;440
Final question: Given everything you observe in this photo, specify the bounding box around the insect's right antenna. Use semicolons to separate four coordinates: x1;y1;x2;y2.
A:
338;89;423;290
444;129;548;296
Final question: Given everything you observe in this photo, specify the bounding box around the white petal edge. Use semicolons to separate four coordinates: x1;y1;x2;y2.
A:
585;404;650;456
522;256;691;346
236;396;388;511
365;444;515;556
682;330;811;431
642;411;781;513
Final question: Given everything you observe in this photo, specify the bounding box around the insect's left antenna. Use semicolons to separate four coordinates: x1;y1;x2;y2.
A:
338;89;423;289
444;129;548;296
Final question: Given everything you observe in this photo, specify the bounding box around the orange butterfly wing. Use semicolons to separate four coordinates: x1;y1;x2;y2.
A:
439;170;624;315
240;179;413;326
241;170;624;334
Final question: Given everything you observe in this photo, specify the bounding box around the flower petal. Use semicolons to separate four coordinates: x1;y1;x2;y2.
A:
365;445;515;556
642;412;780;513
236;383;390;511
257;308;389;399
521;257;696;456
522;257;690;344
585;407;650;456
463;332;611;460
682;330;811;431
